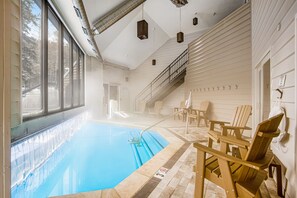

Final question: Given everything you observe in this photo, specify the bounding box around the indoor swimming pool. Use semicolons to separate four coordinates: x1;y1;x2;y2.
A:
11;122;168;197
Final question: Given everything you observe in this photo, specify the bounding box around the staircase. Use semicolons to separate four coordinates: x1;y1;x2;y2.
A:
135;49;188;110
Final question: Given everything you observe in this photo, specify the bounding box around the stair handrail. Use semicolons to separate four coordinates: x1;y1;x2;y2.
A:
135;49;188;107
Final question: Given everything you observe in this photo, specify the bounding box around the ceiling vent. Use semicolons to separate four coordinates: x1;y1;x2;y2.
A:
170;0;188;7
93;0;146;34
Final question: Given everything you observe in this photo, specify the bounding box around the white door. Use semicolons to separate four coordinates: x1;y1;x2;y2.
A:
254;52;271;129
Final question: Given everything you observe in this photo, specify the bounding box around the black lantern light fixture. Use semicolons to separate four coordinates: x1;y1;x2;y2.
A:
152;59;156;65
170;0;188;7
137;4;148;40
193;17;198;25
177;8;184;43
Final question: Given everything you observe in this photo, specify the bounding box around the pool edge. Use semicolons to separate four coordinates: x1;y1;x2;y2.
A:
50;124;185;198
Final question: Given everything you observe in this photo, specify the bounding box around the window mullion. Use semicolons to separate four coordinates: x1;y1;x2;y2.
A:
43;1;48;114
60;26;64;110
71;42;73;108
78;51;81;105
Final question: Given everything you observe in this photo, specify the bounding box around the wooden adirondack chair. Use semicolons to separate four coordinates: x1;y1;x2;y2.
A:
174;101;187;121
194;113;283;198
207;105;252;151
188;101;210;127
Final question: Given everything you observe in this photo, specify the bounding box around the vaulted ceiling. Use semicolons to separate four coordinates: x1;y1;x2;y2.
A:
52;0;245;69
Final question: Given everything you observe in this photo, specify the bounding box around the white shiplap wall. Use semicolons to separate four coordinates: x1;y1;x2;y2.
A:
252;0;297;197
186;3;252;123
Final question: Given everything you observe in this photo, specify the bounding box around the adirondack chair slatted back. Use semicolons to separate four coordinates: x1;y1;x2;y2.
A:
246;114;283;161
229;105;252;136
238;113;283;182
199;101;209;112
231;105;252;127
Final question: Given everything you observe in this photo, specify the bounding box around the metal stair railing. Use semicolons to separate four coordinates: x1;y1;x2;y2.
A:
135;49;188;110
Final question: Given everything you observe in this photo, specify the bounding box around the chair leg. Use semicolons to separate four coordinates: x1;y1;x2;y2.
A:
197;116;201;127
203;113;208;127
208;138;213;148
217;159;237;198
255;189;262;198
195;150;206;198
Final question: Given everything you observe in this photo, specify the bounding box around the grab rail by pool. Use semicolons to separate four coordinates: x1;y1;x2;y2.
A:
129;110;183;144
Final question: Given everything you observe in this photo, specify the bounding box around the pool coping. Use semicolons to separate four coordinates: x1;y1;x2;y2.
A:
51;120;186;198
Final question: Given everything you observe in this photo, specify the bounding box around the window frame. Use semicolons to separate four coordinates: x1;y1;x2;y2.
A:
62;29;73;110
47;7;62;113
22;0;85;122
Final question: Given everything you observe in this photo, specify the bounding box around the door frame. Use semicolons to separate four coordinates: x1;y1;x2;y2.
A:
294;13;297;187
103;83;120;117
253;51;271;130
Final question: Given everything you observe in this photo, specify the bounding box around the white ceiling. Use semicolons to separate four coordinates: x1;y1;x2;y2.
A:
54;0;245;69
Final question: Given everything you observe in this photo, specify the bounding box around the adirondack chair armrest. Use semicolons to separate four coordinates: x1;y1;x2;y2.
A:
196;109;206;113
221;126;251;130
209;120;230;130
220;125;251;138
193;143;272;171
209;120;230;125
218;134;250;148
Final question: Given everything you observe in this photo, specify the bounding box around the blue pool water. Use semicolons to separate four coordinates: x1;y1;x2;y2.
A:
11;122;168;197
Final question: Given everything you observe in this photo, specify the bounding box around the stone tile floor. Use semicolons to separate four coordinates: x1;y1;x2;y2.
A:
111;114;280;198
64;114;280;198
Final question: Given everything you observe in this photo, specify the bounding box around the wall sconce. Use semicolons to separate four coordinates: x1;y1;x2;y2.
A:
193;17;198;25
177;32;184;43
152;59;156;65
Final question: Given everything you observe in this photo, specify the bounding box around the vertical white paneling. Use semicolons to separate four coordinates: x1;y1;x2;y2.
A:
252;0;297;197
85;56;104;119
0;0;4;194
295;14;297;193
185;3;252;124
0;0;13;196
10;0;21;127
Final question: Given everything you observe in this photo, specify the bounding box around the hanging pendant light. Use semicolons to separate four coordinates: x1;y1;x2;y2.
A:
152;59;156;65
177;8;184;43
152;27;156;66
193;17;198;25
137;3;148;40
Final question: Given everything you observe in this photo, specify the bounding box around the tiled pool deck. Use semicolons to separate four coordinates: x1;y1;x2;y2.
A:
53;114;279;198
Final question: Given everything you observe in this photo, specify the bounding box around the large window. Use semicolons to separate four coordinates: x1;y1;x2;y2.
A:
47;10;61;111
63;31;72;109
21;0;85;120
79;52;84;105
72;44;79;107
21;0;43;116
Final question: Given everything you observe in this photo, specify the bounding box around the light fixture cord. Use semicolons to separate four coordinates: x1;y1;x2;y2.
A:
153;27;155;48
179;8;181;32
142;3;144;20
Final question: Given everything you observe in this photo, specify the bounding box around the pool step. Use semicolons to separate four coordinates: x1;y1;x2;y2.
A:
131;144;142;168
131;132;167;168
